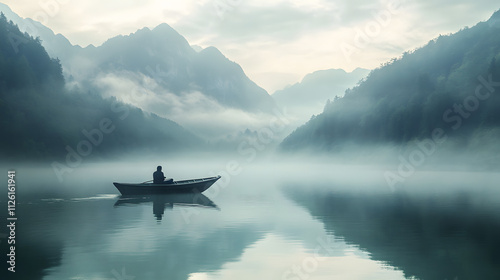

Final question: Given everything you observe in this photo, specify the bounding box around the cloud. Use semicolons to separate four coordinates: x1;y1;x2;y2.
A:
176;2;342;42
174;0;500;91
92;70;281;139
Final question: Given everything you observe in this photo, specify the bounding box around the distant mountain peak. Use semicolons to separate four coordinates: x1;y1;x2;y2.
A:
0;3;24;25
136;26;152;34
0;3;14;15
98;22;194;57
191;45;203;52
153;23;179;35
302;69;347;83
200;46;225;57
300;68;369;84
148;23;192;48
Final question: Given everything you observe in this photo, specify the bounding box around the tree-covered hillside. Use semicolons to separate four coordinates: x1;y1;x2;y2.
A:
281;10;500;151
0;13;202;160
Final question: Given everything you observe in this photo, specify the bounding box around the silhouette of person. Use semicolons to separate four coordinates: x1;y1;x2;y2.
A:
153;166;166;184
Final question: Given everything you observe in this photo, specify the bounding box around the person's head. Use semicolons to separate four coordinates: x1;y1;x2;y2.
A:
157;166;162;171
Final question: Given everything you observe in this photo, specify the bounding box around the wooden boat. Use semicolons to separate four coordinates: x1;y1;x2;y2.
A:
113;175;221;195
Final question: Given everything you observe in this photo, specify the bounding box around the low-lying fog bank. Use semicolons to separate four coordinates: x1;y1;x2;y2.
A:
1;147;499;201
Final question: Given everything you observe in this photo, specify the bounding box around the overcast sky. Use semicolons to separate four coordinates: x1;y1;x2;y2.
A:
2;0;499;93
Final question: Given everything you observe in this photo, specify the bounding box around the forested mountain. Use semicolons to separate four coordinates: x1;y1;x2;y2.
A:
281;10;500;152
0;13;202;160
0;3;275;115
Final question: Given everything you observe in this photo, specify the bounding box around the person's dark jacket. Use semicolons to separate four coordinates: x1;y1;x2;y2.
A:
153;171;166;184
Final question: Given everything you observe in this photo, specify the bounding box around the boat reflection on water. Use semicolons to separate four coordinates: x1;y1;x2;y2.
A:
114;193;219;220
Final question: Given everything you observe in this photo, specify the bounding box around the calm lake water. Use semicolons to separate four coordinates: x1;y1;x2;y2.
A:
1;159;500;280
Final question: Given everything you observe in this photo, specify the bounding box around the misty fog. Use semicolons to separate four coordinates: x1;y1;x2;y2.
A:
2;158;500;279
2;2;500;280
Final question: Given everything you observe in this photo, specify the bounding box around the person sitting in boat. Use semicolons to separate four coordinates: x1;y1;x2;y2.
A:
153;166;174;184
153;166;166;184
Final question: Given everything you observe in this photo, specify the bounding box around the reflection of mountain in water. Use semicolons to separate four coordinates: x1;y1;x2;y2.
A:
0;201;64;280
114;193;218;220
285;187;500;280
1;194;263;280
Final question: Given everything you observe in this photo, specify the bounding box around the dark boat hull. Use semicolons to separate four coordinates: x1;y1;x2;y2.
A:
113;176;220;195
